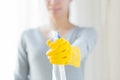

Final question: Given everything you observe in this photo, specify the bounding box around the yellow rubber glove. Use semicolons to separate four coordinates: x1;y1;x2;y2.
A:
46;38;81;67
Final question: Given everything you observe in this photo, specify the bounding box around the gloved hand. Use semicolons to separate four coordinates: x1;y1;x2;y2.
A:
46;38;81;67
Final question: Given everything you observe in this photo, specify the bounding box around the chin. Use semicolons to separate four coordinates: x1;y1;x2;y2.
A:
49;9;64;18
50;12;63;18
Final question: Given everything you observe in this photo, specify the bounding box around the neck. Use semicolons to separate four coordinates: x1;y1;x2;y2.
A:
50;17;74;35
49;15;74;31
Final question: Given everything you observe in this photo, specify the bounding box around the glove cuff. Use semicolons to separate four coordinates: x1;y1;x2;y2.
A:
69;46;81;67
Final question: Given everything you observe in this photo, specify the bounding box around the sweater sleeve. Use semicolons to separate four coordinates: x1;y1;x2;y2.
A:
72;27;98;61
14;31;29;80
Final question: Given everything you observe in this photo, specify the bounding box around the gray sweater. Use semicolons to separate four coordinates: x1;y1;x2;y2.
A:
14;26;97;80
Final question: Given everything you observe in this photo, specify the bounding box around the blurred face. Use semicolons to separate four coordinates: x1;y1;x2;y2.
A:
45;0;71;18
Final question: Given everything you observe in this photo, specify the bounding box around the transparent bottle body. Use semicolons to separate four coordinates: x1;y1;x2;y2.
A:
52;65;66;80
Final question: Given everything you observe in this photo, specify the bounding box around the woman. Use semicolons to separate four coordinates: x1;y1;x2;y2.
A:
14;0;97;80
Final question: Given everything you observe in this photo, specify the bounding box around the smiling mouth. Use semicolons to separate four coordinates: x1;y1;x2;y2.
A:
50;8;61;11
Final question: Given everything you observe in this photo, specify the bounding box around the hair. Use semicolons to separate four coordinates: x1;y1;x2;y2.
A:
67;6;70;20
68;0;72;20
